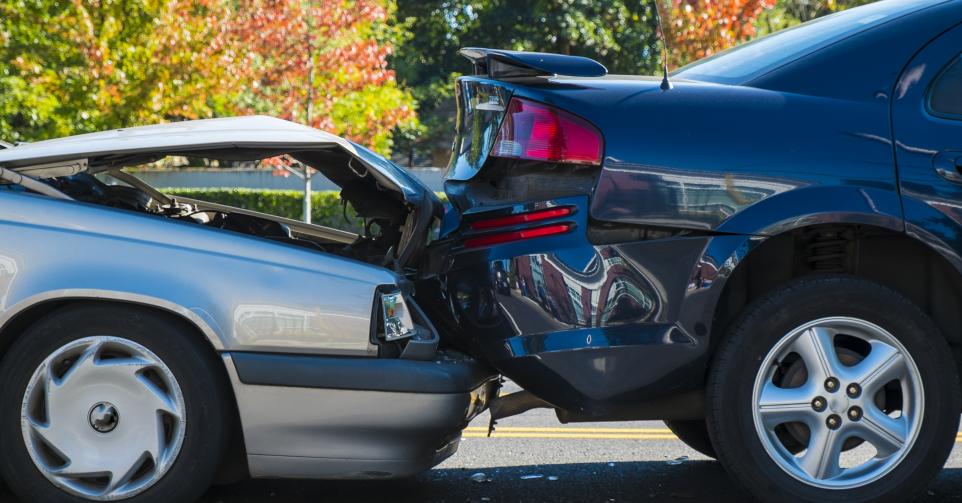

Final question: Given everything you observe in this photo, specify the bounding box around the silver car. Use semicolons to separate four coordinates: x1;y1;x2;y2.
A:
0;116;497;502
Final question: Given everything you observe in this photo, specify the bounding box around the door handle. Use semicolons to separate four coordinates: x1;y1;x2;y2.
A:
934;152;962;183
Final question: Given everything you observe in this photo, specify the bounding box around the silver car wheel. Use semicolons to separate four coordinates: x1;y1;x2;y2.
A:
751;316;923;490
20;336;186;500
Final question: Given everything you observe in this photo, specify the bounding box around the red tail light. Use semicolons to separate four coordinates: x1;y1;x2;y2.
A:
464;223;573;248
469;206;574;231
491;97;603;165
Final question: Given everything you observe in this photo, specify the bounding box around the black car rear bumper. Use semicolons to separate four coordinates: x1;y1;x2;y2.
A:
490;324;704;413
420;195;734;416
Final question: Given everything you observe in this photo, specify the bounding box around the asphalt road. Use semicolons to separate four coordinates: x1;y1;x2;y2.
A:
3;390;962;502
195;411;962;503
197;383;962;503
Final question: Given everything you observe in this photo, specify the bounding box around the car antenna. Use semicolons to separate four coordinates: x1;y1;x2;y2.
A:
652;0;673;90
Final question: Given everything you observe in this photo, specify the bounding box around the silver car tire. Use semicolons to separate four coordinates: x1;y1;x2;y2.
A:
707;276;960;503
0;304;232;502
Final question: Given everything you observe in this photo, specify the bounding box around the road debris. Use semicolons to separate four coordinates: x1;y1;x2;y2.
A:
470;472;492;483
666;455;689;466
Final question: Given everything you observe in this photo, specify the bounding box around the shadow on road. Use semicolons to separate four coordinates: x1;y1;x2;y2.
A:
199;463;962;503
200;460;747;503
0;462;958;501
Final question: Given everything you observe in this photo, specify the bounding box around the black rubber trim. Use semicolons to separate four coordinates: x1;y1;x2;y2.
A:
230;351;497;394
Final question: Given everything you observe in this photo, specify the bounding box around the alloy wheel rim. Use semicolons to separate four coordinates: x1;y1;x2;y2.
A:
751;316;923;490
20;336;186;500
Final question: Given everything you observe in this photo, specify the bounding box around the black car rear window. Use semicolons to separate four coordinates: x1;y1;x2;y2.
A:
673;0;937;85
930;54;962;119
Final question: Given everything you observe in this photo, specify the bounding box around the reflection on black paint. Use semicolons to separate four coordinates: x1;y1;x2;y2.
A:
493;246;659;333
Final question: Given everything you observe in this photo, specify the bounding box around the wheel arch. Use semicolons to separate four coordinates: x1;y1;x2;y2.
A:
709;222;962;359
0;294;249;482
0;290;226;353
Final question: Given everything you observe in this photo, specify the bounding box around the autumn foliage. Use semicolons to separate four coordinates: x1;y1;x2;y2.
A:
220;0;416;153
2;0;844;157
0;0;233;141
666;0;778;66
0;0;415;155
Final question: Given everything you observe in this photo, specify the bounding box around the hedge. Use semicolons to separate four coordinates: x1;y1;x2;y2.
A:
164;188;364;232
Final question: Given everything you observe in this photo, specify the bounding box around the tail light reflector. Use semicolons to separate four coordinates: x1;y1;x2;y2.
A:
469;206;574;231
491;97;603;165
464;223;573;248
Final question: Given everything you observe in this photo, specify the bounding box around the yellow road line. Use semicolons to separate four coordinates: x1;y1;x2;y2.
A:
455;427;962;441
465;433;962;442
463;433;678;440
464;427;673;434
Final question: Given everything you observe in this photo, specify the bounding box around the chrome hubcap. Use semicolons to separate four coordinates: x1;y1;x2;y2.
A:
751;317;923;489
21;336;186;500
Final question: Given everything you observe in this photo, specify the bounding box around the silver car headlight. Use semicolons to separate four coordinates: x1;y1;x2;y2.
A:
381;292;416;341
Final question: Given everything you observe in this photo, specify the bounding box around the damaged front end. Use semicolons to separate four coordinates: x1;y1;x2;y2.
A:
0;116;502;479
0;123;441;274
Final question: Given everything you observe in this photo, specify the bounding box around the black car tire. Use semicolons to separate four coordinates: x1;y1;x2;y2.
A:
707;275;960;503
664;419;716;459
0;303;232;503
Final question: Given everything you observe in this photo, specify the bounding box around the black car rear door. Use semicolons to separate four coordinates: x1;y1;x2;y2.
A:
893;23;962;253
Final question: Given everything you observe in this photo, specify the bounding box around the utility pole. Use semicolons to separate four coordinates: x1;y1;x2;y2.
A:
274;1;318;224
302;0;316;224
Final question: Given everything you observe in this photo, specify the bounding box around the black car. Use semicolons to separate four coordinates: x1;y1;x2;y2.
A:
418;0;962;501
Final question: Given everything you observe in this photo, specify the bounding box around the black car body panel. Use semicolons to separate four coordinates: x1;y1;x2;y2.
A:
419;0;962;418
895;21;962;273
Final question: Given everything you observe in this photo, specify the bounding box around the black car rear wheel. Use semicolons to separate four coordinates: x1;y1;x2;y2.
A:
707;275;960;502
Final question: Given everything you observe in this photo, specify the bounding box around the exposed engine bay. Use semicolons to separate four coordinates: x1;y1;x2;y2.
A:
41;169;413;268
0;142;435;271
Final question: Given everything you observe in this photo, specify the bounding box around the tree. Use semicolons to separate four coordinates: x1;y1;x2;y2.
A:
0;0;231;143
1;0;416;159
215;0;417;222
756;0;875;35
220;0;417;155
664;0;778;67
393;0;663;166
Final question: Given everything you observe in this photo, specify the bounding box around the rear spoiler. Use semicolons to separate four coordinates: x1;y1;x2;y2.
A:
458;47;607;79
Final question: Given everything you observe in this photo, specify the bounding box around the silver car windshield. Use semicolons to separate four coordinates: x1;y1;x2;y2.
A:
673;0;938;85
